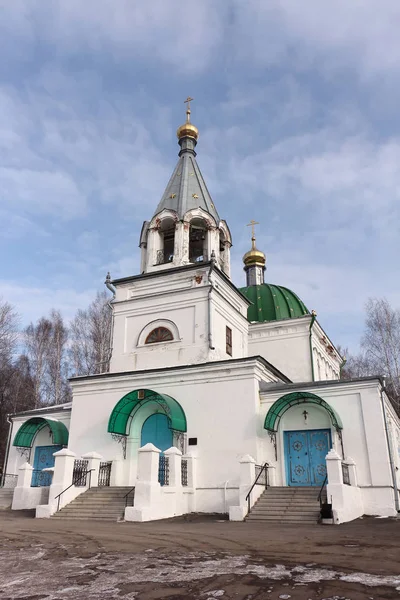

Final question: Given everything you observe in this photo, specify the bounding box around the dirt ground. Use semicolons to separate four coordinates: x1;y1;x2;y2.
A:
0;511;399;600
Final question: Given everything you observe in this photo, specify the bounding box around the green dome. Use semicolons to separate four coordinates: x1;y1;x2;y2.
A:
239;283;309;323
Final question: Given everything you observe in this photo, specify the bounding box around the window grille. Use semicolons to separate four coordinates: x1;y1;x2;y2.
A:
226;326;232;356
145;327;173;344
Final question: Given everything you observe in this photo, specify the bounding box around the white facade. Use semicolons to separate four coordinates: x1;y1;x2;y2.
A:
3;117;399;525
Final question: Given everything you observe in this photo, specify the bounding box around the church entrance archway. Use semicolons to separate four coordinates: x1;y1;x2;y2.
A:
284;429;331;487
140;413;173;451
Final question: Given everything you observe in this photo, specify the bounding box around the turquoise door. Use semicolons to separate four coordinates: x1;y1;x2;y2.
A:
141;414;173;486
141;414;173;451
284;429;331;487
32;445;62;487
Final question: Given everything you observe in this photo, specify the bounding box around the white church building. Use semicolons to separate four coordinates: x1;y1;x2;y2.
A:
2;103;400;524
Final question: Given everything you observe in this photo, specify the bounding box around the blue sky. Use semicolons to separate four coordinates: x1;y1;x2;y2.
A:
1;1;400;352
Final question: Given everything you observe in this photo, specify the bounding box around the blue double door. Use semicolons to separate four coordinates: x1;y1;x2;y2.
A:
32;445;62;487
284;429;331;487
141;414;173;486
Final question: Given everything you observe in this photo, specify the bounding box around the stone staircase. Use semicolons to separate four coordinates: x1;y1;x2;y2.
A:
246;486;322;524
0;488;14;510
53;487;134;521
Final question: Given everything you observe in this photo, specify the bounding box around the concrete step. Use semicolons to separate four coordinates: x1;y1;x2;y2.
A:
52;486;134;521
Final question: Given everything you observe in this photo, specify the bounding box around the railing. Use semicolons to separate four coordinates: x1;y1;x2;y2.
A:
189;253;208;264
245;463;269;515
124;487;135;508
54;468;94;512
317;474;328;508
159;454;169;486
72;459;89;487
342;462;351;486
98;462;112;487
31;470;53;488
156;250;174;265
181;459;188;487
1;474;18;488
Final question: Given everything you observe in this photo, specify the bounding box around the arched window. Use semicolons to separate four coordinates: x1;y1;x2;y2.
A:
156;217;176;265
189;218;208;263
145;327;174;344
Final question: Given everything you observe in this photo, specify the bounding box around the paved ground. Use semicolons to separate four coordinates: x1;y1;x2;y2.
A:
0;511;399;599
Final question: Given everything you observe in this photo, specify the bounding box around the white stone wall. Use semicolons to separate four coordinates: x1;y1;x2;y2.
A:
260;379;397;516
110;266;249;373
68;358;280;513
247;317;312;382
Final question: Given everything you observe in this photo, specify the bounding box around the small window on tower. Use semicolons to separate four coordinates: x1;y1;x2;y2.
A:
226;326;232;356
145;327;174;344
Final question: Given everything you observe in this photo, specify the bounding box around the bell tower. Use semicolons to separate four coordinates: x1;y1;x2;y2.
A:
139;98;232;277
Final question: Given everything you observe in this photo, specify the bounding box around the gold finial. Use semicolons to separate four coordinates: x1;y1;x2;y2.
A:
184;96;194;123
243;220;266;269
177;96;199;141
247;220;259;249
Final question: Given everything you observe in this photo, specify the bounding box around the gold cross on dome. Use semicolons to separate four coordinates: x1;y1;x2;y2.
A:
184;96;194;110
184;96;194;122
247;220;259;239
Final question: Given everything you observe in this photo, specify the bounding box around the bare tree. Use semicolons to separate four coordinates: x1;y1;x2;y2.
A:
24;317;52;408
340;299;400;415
0;298;19;363
361;298;400;414
69;291;112;376
24;311;70;407
47;310;70;405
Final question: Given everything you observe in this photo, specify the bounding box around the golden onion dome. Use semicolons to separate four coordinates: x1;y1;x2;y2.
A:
176;121;199;141
243;246;266;267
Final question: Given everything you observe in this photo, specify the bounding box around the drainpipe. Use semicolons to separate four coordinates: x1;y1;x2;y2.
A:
103;272;116;371
309;310;317;382
1;415;13;486
380;380;400;512
208;252;216;350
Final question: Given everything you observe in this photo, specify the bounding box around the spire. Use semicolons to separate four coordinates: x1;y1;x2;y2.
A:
243;220;266;286
152;98;220;223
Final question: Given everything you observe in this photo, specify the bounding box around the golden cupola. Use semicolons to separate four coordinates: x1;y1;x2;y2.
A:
243;221;266;286
176;96;199;142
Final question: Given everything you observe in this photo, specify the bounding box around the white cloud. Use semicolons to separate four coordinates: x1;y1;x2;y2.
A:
0;280;98;325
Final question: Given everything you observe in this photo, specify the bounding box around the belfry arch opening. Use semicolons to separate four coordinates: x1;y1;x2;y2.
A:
157;217;176;265
189;218;208;263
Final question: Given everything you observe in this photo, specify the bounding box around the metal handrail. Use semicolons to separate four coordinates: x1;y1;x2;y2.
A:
317;475;328;507
245;462;269;515
54;469;94;511
124;486;135;507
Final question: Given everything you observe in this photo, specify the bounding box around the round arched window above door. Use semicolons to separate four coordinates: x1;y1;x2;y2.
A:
145;327;174;344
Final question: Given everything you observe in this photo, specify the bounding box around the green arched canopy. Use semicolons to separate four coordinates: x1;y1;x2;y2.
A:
264;391;343;433
108;389;187;436
13;417;69;448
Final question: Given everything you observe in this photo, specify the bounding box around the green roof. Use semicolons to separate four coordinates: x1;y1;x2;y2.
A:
13;417;69;448
239;283;309;323
108;388;187;436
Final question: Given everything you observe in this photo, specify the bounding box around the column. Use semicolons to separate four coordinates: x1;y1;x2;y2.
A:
81;452;103;487
164;447;182;487
125;443;161;522
11;462;34;510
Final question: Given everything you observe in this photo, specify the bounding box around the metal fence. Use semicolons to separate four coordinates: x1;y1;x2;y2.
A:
2;474;18;488
159;455;169;486
98;462;112;487
255;463;269;488
72;459;89;487
181;459;188;487
342;462;350;486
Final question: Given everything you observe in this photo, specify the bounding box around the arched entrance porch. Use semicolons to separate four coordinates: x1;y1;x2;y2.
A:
107;389;187;484
264;392;343;487
12;417;69;487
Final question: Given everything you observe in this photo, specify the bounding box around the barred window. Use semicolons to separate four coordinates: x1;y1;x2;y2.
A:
145;327;174;344
226;326;232;356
